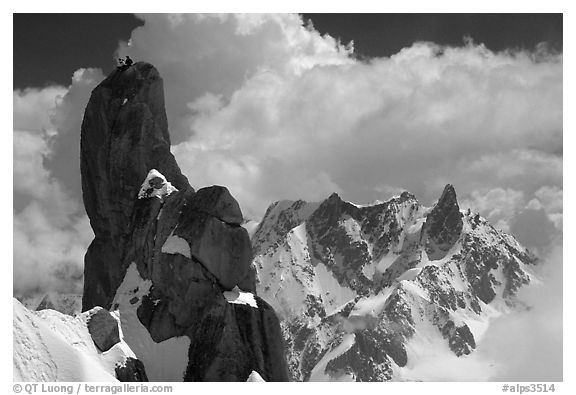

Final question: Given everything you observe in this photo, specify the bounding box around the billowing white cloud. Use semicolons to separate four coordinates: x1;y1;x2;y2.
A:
529;185;563;230
14;200;93;295
14;129;93;295
13;86;67;133
118;13;353;144
460;183;562;253
47;68;105;200
13;70;102;296
460;188;525;232
117;15;561;226
474;242;563;381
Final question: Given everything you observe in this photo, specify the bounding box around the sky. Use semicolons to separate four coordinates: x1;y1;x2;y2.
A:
12;13;563;380
14;14;562;88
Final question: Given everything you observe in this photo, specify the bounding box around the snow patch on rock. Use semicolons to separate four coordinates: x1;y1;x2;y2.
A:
223;286;258;308
246;370;266;382
161;232;191;258
137;169;178;200
314;262;356;315
349;287;395;318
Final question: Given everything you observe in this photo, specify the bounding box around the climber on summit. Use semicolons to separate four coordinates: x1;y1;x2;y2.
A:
117;56;134;71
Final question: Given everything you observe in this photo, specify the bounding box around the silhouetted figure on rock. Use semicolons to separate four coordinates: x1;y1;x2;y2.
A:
117;56;134;71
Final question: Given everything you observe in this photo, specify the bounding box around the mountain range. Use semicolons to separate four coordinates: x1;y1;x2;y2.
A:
251;185;536;380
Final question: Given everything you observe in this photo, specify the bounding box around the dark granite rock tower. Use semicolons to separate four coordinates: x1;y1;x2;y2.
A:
80;62;288;381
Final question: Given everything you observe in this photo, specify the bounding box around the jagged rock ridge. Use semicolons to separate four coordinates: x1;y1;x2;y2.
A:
252;186;537;381
80;62;288;381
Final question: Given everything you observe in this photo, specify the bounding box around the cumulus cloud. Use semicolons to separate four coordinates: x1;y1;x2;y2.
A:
114;14;562;227
46;68;105;201
118;13;353;144
12;70;101;296
474;242;563;381
460;188;525;232
13;86;67;133
13;200;93;295
459;184;562;255
510;208;559;256
13;129;93;295
401;334;497;381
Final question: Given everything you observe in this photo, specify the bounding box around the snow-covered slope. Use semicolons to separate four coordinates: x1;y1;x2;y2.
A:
13;299;136;381
252;185;537;381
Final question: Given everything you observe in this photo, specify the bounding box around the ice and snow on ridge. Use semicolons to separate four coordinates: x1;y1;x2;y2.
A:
397;267;422;282
13;299;133;381
349;287;395;318
309;333;356;381
223;286;258;308
347;199;385;208
161;232;191;258
252;199;320;255
137;169;178;200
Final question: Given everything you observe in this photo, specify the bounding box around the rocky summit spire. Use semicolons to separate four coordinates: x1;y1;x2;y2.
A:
422;184;464;260
81;62;191;311
80;62;288;381
251;185;535;381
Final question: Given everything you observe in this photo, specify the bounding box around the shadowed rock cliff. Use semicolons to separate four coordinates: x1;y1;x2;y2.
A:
81;62;190;311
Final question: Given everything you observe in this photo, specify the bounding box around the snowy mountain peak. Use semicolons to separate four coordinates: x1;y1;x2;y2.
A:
252;185;537;381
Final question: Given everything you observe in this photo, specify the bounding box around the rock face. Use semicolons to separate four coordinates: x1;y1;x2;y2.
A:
422;184;463;260
81;62;288;381
87;308;121;352
81;62;190;311
252;186;537;381
115;358;149;382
